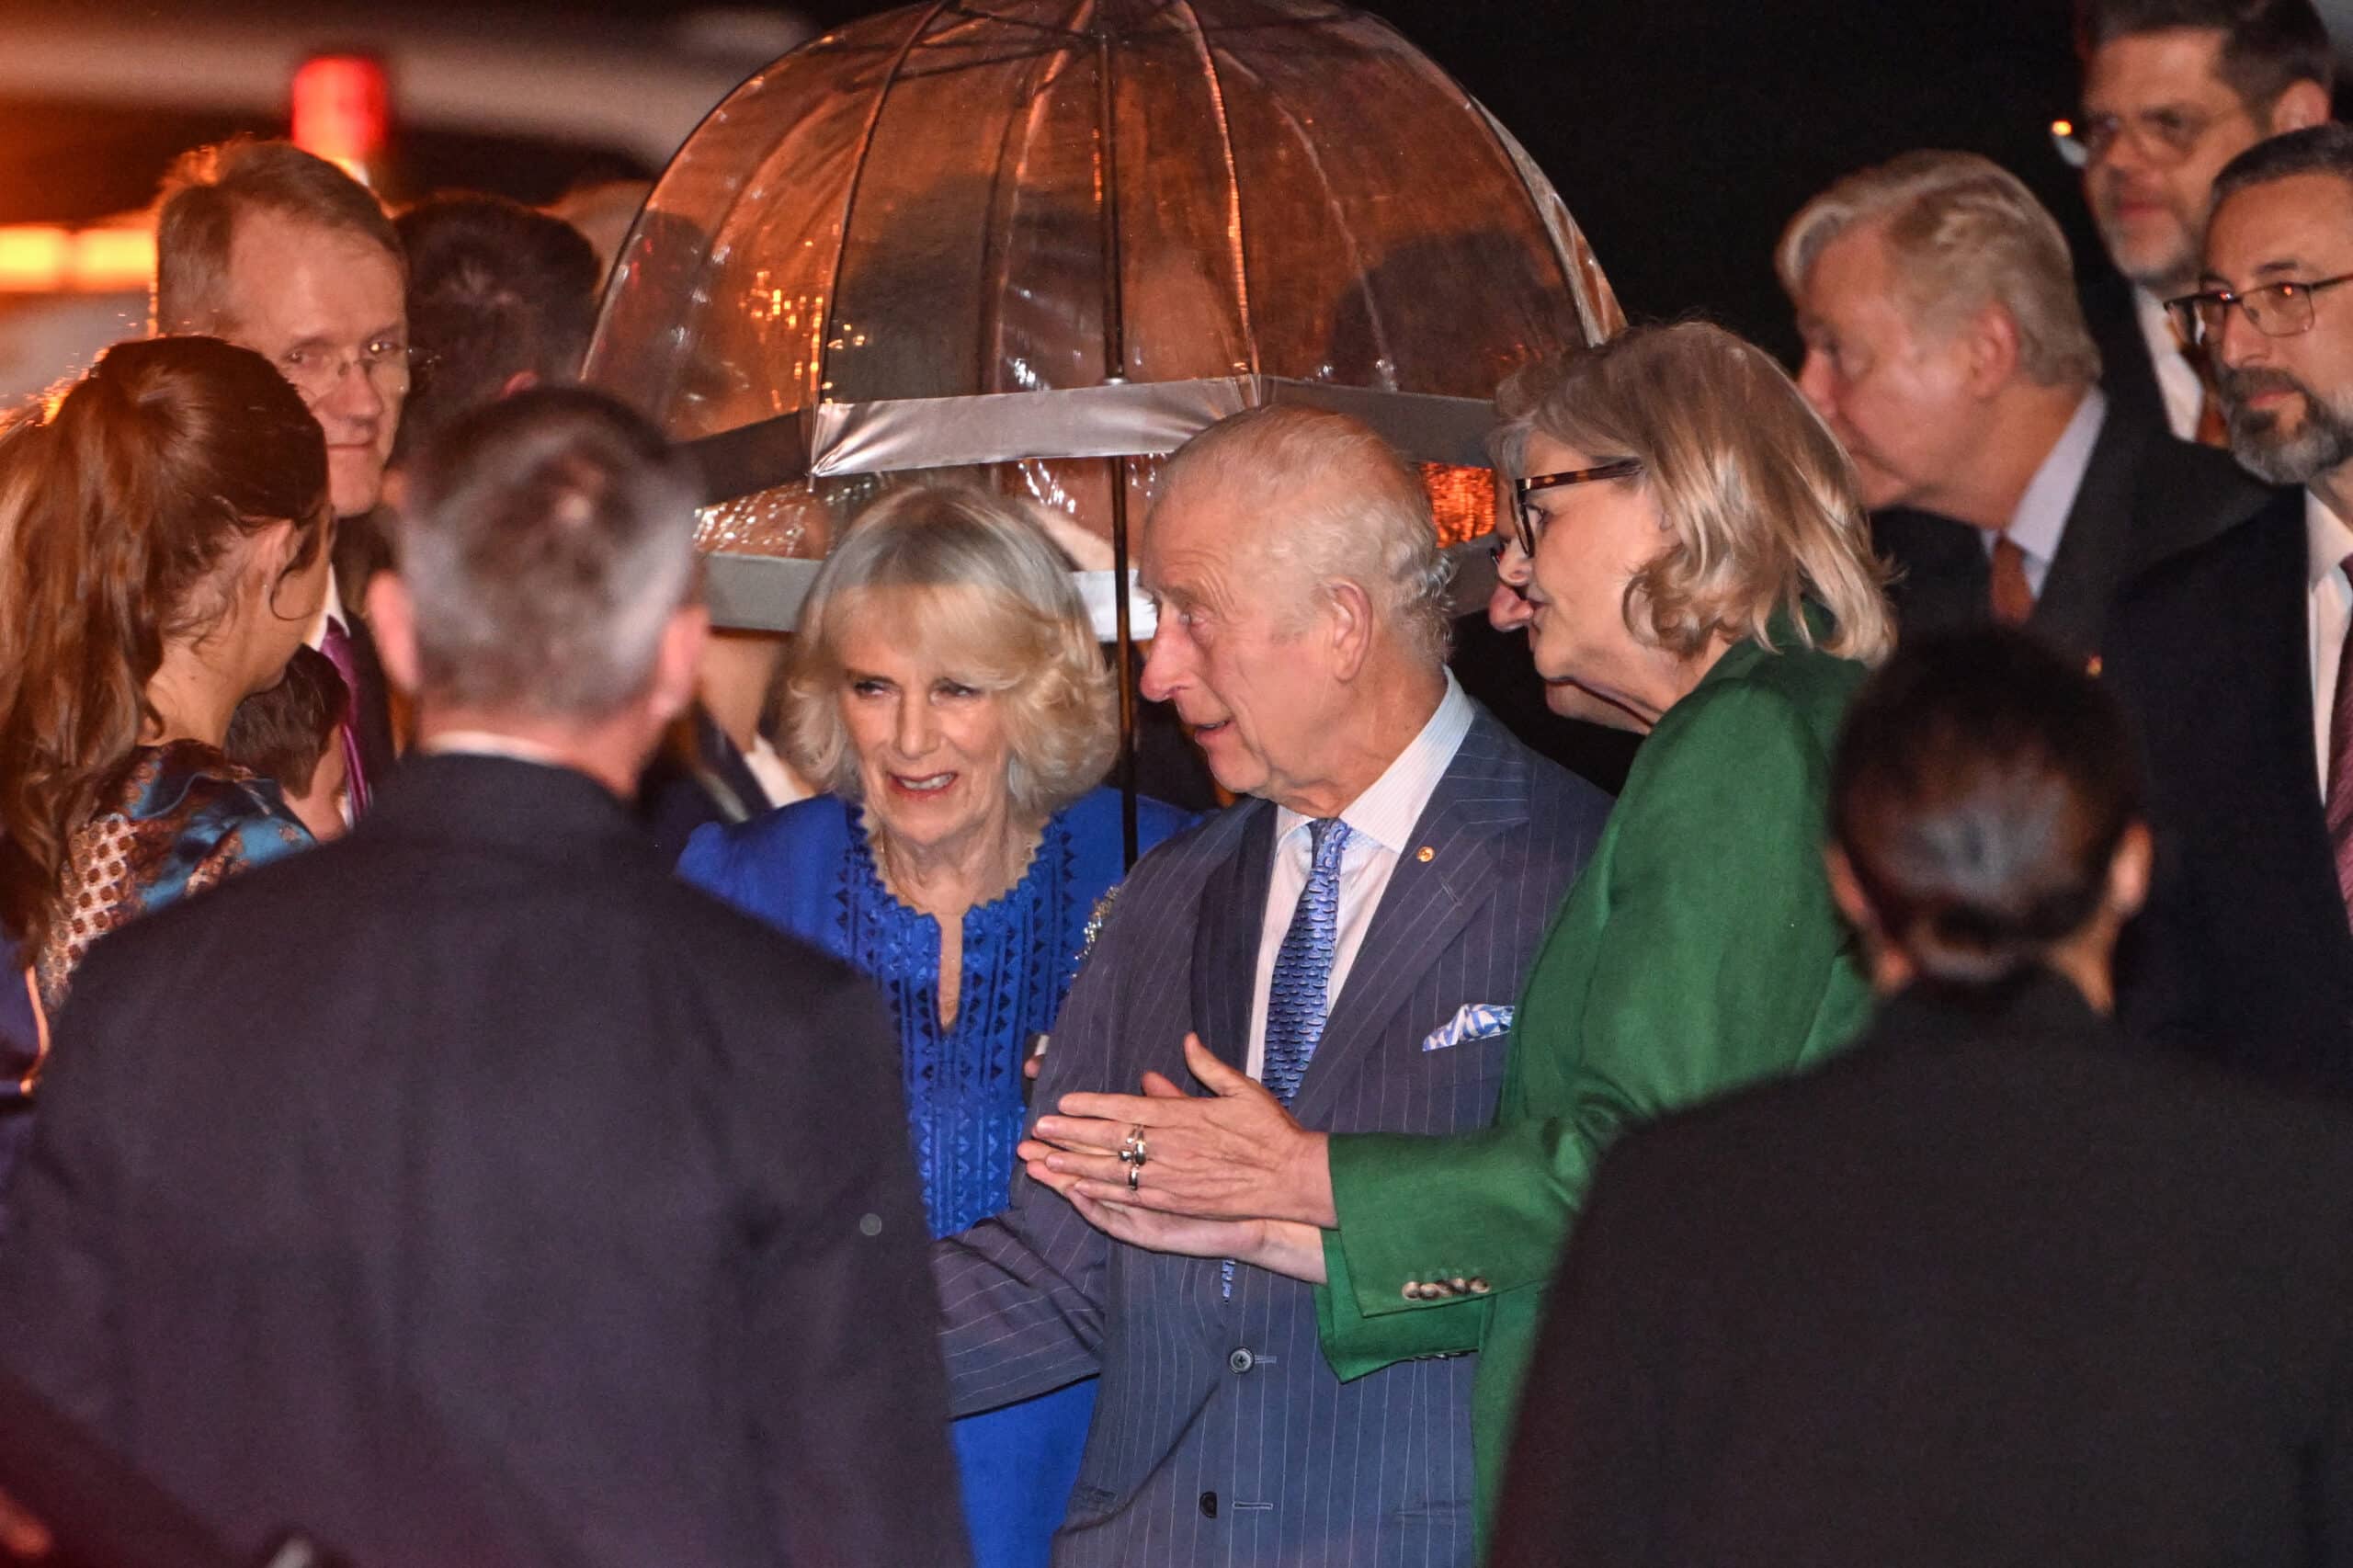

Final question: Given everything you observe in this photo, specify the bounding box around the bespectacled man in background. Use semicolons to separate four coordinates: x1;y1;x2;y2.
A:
2063;0;2331;447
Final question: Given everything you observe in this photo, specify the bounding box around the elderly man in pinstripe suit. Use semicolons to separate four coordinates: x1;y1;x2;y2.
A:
933;404;1610;1567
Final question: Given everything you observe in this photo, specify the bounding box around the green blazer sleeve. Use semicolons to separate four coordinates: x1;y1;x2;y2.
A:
1318;674;1870;1378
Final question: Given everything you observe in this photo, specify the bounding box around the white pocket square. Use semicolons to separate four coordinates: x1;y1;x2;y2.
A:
1422;1003;1516;1052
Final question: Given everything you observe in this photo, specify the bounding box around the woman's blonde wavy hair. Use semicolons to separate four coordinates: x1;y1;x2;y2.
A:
782;485;1116;823
1493;321;1895;665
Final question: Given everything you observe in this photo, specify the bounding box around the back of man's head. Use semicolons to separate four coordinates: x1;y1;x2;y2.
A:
1779;151;2101;391
398;387;700;722
393;195;602;457
2075;0;2336;103
1159;403;1452;666
2213;117;2353;206
153;138;401;335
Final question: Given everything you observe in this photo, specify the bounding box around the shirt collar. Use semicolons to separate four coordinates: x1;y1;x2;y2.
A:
2132;283;2188;357
1274;670;1474;856
308;566;348;646
419;731;572;767
2006;388;2107;565
2307;489;2353;588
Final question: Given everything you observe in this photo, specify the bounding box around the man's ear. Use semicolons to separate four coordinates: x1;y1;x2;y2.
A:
1324;579;1375;681
646;604;710;727
2268;79;2330;134
1823;845;1877;935
366;573;423;696
1961;302;2023;398
2105;820;2154;921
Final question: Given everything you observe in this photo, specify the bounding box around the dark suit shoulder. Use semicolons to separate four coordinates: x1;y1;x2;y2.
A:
2124;429;2280;566
1599;996;2353;1210
1872;506;1984;562
2114;483;2305;622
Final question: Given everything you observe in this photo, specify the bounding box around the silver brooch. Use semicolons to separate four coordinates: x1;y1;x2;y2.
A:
1077;882;1124;963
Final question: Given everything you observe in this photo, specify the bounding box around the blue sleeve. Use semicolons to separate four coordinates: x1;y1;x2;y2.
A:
1136;795;1200;855
676;799;849;942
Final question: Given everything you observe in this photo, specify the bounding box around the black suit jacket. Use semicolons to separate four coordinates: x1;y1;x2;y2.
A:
1490;972;2353;1567
2082;270;2172;443
637;705;776;865
0;755;969;1568
1874;402;2270;659
2107;488;2353;1092
335;608;398;794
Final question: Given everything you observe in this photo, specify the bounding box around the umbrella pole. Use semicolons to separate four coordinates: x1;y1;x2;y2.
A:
1094;16;1140;869
1110;461;1139;869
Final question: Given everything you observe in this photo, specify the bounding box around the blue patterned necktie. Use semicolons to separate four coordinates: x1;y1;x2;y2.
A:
1262;817;1351;1104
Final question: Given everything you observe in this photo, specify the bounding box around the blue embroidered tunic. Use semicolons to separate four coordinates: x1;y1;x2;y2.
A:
679;783;1192;1567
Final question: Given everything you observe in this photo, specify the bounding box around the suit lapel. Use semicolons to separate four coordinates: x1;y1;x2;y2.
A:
1190;801;1274;1074
2033;413;2140;656
1285;715;1527;1129
2247;508;2339;878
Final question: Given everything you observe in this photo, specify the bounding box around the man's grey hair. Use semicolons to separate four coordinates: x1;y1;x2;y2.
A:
1778;151;2101;389
153;137;404;335
398;387;700;719
1159;403;1452;665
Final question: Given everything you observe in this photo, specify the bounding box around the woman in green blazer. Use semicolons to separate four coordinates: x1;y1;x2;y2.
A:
1025;321;1895;1534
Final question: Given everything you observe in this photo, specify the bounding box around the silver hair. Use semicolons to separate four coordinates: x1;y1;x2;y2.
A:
1159;403;1453;665
783;484;1117;821
399;388;701;719
1777;150;2101;389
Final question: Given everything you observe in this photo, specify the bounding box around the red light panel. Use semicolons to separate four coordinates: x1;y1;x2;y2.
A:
292;54;390;165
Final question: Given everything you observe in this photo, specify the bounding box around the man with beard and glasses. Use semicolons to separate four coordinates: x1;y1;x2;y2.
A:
2106;124;2353;1095
2066;0;2332;448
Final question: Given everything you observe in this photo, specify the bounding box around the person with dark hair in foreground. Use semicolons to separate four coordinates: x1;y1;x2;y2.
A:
224;644;350;843
1488;626;2353;1568
0;388;969;1568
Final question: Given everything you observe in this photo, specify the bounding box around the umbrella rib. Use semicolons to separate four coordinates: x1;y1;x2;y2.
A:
813;0;960;411
1171;0;1260;381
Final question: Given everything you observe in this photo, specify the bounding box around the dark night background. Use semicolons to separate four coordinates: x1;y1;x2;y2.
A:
14;0;2205;365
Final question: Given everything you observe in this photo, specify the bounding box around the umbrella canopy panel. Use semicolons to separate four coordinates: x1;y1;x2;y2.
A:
587;0;1621;541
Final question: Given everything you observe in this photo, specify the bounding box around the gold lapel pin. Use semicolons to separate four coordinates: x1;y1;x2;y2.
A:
1415;846;1435;863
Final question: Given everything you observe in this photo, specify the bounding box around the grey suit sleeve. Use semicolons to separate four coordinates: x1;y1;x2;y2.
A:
929;902;1132;1419
742;971;970;1568
0;948;131;1439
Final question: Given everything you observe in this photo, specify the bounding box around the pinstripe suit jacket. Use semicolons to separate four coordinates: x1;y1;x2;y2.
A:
933;705;1609;1567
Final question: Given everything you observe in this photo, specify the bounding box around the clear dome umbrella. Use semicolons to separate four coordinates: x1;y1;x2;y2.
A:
585;0;1622;852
